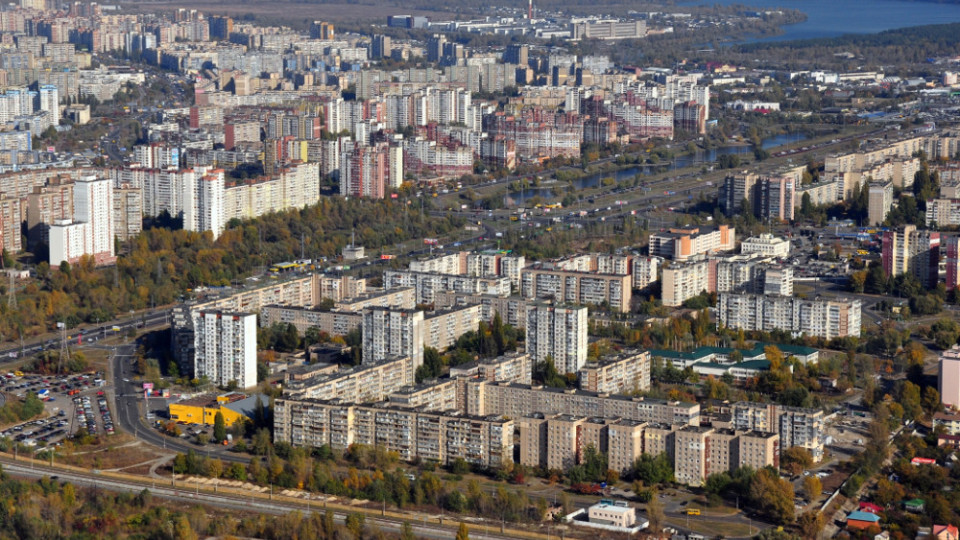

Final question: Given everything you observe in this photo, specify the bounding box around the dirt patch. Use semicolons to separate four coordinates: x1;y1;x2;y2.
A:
58;439;164;470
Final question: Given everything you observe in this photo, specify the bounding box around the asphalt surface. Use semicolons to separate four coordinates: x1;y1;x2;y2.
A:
109;343;250;464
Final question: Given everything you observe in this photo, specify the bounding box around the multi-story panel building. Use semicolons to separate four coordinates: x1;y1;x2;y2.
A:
869;181;894;226
274;398;513;468
362;308;425;368
649;225;735;261
423;305;481;351
632;256;661;290
661;259;710;307
718;293;862;339
740;234;790;258
259;305;363;336
526;303;588;374
192;311;257;388
0;195;22;254
882;225;941;288
49;175;114;267
520;268;632;312
284;356;414;402
463;380;701;426
384;270;511;304
731;402;823;461
434;292;528;329
939;345;960;409
112;184;142;242
449;351;533;385
577;350;651;395
674;426;713;486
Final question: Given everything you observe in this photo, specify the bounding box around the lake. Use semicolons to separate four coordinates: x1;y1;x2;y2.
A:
678;0;960;43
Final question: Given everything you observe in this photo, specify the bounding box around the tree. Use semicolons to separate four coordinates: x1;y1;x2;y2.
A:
456;522;470;540
400;522;416;540
213;411;227;443
646;488;665;532
750;468;795;524
782;447;814;476
802;475;822;500
345;513;365;540
632;452;673;485
797;510;825;539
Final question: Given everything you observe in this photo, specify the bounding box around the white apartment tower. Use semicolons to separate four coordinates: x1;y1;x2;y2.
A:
192;311;258;389
525;303;588;374
362;308;425;368
49;175;115;267
38;85;59;125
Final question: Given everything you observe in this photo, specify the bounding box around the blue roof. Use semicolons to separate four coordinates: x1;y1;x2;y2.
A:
847;511;881;523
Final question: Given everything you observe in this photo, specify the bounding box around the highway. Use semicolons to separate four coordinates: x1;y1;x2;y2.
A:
0;457;520;540
0;309;171;362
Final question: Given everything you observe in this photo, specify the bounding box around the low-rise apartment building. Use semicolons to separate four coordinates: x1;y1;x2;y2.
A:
434;291;528;329
449;351;533;385
284;355;414;403
731;401;824;461
649;225;735;261
718;293;862;339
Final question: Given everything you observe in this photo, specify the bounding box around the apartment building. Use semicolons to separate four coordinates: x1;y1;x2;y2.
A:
939;345;960;408
332;287;416;312
714;254;794;297
674;426;713;486
518;414;647;474
577;350;651;395
718;293;862;339
449;351;533;385
868;181;894;226
285;355;414;402
719;174;794;220
362;308;425;368
926;199;960;227
387;379;459;412
24;181;72;248
520;267;632;313
259;305;362;336
112;184;143;242
49;175;115;268
423;305;481;351
383;270;511;304
274;398;513;468
731;402;824;461
463;380;701;426
947;237;960;292
649;225;735;261
661;259;710;307
192;311;257;388
434;292;528;329
526;303;588;374
632;256;662;290
0;196;21;255
740;234;790;258
882;225;941;288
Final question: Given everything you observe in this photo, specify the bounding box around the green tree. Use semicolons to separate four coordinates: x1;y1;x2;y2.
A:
213;411;227;443
631;453;674;485
345;513;365;540
456;522;470;540
400;522;416;540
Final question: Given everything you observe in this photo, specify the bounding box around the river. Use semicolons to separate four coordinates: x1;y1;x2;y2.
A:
678;0;960;43
503;133;808;205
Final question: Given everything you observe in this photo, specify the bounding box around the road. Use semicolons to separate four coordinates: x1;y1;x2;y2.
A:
0;309;171;362
109;343;250;464
0;457;518;540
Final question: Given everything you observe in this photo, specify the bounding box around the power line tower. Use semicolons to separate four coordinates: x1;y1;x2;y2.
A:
57;322;68;374
6;272;14;309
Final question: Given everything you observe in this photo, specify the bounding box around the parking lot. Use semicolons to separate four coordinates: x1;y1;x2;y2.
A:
0;372;111;449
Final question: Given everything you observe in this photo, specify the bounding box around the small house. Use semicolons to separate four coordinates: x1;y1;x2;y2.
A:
846;511;881;531
904;499;926;513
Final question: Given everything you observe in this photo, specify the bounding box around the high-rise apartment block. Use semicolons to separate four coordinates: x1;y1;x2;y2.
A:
882;225;941;288
49;175;115;268
525;303;588;374
868;181;893;226
731;402;824;461
719;174;794;220
947;236;960;292
362;308;425;368
939;345;960;409
718;293;861;339
192;311;257;389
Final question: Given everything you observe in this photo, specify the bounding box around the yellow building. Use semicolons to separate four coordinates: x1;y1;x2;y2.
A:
168;393;265;426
